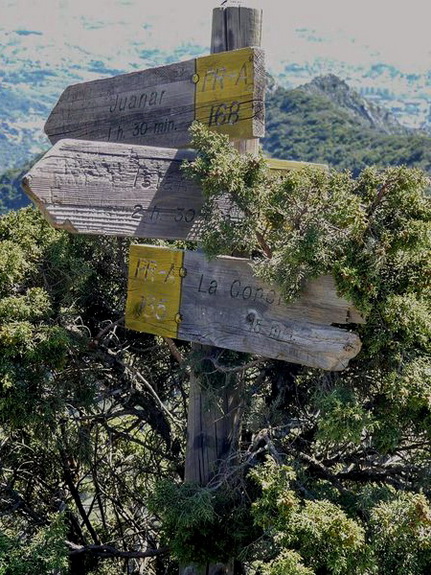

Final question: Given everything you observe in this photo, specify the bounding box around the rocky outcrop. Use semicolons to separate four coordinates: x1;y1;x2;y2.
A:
301;74;410;135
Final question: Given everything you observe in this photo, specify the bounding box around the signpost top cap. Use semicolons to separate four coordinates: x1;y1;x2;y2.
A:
217;0;261;8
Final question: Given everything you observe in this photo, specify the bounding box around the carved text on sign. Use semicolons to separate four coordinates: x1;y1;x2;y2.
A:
23;140;327;241
44;47;265;148
126;245;364;371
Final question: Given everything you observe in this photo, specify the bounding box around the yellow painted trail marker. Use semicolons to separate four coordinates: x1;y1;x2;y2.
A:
195;47;263;139
126;245;184;338
44;47;265;148
126;245;363;371
266;158;329;173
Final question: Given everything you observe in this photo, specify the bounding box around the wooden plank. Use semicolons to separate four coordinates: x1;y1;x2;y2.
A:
125;245;364;371
23;139;327;240
267;157;329;173
44;47;265;147
22;139;203;240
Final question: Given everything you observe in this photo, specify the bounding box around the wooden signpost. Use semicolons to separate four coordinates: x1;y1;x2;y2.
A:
126;245;363;371
23;138;326;240
44;47;265;148
22;4;365;573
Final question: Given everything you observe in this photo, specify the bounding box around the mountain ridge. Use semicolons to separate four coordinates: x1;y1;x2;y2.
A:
300;74;410;135
262;79;431;175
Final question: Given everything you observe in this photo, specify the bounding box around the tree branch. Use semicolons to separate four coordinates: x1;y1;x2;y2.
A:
163;337;184;364
255;230;273;258
66;541;168;559
92;315;125;346
204;356;265;374
59;445;101;546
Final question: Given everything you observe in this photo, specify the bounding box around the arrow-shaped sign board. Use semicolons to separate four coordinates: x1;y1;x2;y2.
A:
44;47;265;148
23;139;327;240
125;245;363;371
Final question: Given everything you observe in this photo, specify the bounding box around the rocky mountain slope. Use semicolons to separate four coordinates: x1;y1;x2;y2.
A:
301;74;410;135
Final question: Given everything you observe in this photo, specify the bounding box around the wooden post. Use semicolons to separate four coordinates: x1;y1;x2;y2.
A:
181;4;263;575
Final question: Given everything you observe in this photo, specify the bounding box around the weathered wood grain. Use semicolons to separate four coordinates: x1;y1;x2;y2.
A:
125;245;364;371
23;139;203;240
44;47;265;147
211;4;262;53
23;139;327;240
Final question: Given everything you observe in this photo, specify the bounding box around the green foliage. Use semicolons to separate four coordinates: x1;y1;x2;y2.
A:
249;460;431;574
250;461;368;574
251;549;314;575
0;208;97;429
369;492;431;574
0;161;33;215
0;514;68;575
249;462;298;531
179;123;431;573
314;386;374;445
259;167;366;302
283;499;366;574
182;124;268;258
149;479;258;564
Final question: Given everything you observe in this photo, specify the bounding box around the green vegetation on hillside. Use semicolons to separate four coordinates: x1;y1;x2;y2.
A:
0;161;33;214
263;87;431;175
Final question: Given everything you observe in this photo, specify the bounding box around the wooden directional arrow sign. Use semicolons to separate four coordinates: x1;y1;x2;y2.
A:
23;139;327;240
44;47;265;147
125;245;364;371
